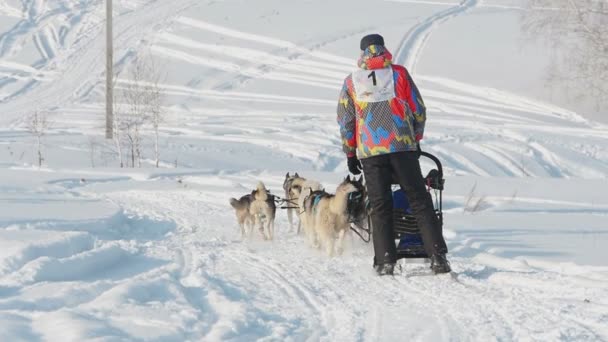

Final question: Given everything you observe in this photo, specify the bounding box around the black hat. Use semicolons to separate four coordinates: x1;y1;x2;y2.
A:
360;34;385;50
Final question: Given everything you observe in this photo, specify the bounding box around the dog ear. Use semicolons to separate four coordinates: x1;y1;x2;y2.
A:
285;172;290;179
295;172;300;177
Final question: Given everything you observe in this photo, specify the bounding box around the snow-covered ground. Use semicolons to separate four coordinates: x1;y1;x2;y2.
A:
0;0;607;340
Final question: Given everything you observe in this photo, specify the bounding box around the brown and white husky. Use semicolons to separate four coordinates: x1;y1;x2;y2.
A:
299;176;365;256
283;173;323;234
229;182;276;240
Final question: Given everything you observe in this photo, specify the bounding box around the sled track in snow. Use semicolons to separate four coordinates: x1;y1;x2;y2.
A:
165;191;607;341
0;167;607;340
394;0;479;71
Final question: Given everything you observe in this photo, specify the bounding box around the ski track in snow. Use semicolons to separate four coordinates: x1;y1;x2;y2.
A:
0;0;608;340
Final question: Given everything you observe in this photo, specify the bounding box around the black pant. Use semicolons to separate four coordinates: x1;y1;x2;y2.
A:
361;152;447;265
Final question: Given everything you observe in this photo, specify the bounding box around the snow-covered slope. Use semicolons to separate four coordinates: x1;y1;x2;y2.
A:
0;0;607;340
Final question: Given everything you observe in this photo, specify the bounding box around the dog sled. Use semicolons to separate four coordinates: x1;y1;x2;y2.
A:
352;151;445;261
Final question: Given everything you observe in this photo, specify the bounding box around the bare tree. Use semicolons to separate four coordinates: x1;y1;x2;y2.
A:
88;136;97;168
113;109;125;168
26;111;51;168
117;54;165;168
137;55;165;168
107;67;125;168
522;1;608;110
122;61;146;168
149;69;164;168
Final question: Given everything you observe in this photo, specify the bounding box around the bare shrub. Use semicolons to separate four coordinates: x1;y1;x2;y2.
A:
463;182;489;213
26;111;51;168
116;54;165;168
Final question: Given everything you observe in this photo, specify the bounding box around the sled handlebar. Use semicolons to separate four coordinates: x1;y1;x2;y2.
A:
420;151;443;180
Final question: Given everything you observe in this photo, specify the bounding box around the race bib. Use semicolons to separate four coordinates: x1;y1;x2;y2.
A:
351;68;395;103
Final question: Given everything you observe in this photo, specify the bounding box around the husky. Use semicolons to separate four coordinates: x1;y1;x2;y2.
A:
249;181;277;240
299;175;366;256
283;173;323;234
229;182;276;240
229;194;254;238
283;172;304;232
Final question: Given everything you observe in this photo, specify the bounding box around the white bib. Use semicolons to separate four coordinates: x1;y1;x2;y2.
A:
351;67;395;103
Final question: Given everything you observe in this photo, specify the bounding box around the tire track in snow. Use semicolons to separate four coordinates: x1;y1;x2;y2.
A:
422;87;557;121
2;0;197;125
432;145;492;176
228;251;327;317
0;2;24;18
113;80;335;106
152;45;341;90
240;249;392;340
33;25;58;61
393;260;606;340
464;142;526;177
420;75;588;123
201;242;374;340
0;0;60;59
193;247;329;340
176;16;354;67
394;0;479;72
157;32;348;81
229;244;465;340
473;271;608;340
400;276;513;340
170;16;356;91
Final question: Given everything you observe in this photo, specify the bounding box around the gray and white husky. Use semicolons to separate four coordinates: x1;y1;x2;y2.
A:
283;173;323;233
229;182;276;240
299;176;366;256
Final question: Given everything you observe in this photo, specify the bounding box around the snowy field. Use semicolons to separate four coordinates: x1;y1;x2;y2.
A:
1;0;607;340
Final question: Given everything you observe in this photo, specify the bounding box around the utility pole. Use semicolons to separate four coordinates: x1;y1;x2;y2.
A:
105;0;113;139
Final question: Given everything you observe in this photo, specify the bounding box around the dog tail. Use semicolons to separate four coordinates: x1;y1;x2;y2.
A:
307;180;323;192
255;181;268;201
229;198;244;210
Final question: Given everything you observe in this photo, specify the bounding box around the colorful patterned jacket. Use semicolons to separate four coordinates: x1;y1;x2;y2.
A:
337;45;426;159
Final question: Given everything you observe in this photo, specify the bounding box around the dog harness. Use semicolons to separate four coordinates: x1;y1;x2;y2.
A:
303;190;329;214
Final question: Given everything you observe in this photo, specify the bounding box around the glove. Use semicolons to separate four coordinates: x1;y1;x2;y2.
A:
347;156;362;175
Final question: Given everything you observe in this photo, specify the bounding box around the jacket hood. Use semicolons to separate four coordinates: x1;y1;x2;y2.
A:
358;44;393;70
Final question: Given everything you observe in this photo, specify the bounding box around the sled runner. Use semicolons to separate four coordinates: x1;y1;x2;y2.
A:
354;151;445;260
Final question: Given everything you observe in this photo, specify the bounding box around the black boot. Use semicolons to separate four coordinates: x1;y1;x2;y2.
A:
430;254;451;274
374;263;395;276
